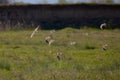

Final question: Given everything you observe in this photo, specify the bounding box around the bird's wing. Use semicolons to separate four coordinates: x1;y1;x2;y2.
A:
30;26;39;38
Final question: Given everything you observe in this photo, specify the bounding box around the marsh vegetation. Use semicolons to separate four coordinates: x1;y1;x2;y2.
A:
0;28;119;80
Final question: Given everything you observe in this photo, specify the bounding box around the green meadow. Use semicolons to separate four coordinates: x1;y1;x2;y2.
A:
0;28;119;80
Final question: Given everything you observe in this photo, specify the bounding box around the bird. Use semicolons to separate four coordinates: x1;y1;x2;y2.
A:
45;35;54;46
45;30;55;46
48;39;54;46
100;23;106;30
30;25;39;38
70;41;76;45
56;52;63;60
50;29;55;34
102;44;108;51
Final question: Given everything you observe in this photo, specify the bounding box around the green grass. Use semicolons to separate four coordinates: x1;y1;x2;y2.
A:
0;28;119;80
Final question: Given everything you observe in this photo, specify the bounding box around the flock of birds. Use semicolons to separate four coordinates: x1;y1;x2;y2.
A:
29;23;108;60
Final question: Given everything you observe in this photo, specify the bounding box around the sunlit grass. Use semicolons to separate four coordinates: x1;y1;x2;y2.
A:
0;28;119;80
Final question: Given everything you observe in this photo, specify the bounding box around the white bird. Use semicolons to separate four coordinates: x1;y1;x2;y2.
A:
57;52;63;60
45;35;54;46
45;30;55;46
70;41;76;45
48;39;54;46
50;29;55;34
30;25;39;38
100;23;106;30
102;44;108;51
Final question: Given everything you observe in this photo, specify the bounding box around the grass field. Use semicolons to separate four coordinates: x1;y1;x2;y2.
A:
0;28;119;80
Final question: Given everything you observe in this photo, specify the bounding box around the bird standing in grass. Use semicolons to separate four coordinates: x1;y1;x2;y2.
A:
45;36;54;46
57;52;63;61
102;44;108;51
70;41;76;45
45;30;55;46
50;29;55;34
